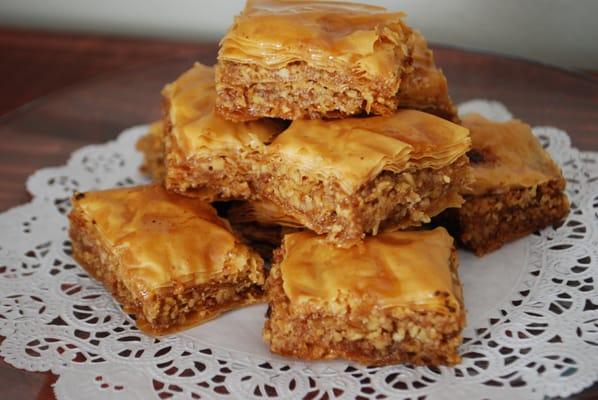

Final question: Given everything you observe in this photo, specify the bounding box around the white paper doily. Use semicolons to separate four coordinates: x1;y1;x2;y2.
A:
1;100;597;400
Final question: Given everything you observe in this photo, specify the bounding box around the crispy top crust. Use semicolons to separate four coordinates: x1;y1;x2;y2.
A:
462;113;565;195
280;228;460;311
163;63;283;161
269;110;471;193
72;185;241;297
218;0;412;78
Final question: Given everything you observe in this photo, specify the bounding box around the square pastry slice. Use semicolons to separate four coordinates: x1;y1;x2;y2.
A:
444;114;570;255
136;120;166;182
216;0;414;121
68;185;265;335
254;109;472;247
163;63;286;201
263;228;465;366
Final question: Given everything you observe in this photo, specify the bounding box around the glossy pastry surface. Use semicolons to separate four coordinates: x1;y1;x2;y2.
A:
270;110;470;192
280;228;459;310
74;185;238;296
219;0;412;77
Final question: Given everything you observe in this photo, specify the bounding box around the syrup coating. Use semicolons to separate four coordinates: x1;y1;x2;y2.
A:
269;110;471;193
219;0;412;77
280;228;459;310
74;185;238;298
462;113;564;195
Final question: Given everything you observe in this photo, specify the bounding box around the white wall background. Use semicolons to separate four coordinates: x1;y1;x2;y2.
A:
1;0;597;69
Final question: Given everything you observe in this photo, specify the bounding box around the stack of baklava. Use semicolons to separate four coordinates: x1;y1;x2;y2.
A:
69;0;569;366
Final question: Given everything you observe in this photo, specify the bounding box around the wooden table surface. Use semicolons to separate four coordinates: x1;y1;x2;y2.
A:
0;27;597;400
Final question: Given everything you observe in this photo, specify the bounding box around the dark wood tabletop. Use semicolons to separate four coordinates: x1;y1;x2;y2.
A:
0;27;597;400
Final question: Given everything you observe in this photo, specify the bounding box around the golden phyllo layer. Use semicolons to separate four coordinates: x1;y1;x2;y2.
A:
219;0;412;80
280;228;461;311
74;185;240;295
268;109;471;194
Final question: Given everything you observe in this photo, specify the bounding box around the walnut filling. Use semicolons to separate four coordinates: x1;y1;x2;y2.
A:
165;154;253;200
215;60;403;122
139;281;264;335
253;155;470;247
455;179;570;256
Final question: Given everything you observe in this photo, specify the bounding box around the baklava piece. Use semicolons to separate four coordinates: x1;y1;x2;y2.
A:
136;121;166;182
163;63;285;200
216;0;414;121
253;109;471;247
264;228;465;366
68;185;265;335
444;114;570;256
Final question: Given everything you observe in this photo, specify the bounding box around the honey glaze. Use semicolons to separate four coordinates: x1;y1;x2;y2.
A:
74;185;239;298
280;228;459;311
219;0;412;76
163;63;283;158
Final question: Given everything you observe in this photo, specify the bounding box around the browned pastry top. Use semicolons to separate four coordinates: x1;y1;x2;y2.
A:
269;109;471;193
163;63;283;160
280;228;460;311
73;185;241;297
218;0;412;78
462;113;565;195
